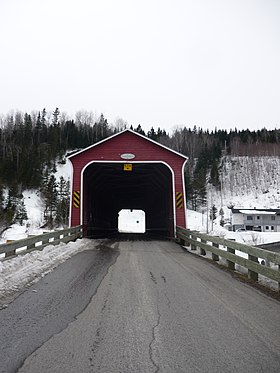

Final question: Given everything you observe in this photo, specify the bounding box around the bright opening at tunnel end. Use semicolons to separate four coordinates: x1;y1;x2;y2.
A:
118;209;146;233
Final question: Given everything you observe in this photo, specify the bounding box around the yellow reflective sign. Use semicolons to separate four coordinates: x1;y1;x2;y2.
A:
124;163;132;171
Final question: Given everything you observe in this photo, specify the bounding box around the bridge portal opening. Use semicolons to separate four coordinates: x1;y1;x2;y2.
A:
118;209;146;233
83;162;174;238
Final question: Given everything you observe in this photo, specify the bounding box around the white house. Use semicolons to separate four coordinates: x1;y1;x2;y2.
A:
230;208;280;232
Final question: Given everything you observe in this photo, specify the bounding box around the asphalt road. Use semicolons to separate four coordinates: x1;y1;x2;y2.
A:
0;240;119;373
1;240;280;373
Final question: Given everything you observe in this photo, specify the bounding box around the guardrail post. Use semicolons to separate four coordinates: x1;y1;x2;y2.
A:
278;264;280;293
179;237;186;246
200;239;206;256
6;249;16;258
227;239;235;270
190;233;196;251
184;232;190;247
176;228;187;246
248;254;258;282
74;227;81;241
27;242;36;252
184;238;190;247
212;241;219;261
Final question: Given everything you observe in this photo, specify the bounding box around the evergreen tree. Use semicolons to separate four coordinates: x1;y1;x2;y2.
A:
15;200;28;225
209;160;220;188
41;108;47;126
0;181;4;212
192;165;207;210
55;176;70;226
147;127;156;140
219;208;225;227
51;160;57;173
97;113;109;140
210;205;217;221
52;107;60;126
6;185;19;210
184;164;194;209
0;182;11;232
42;174;58;227
135;124;145;135
4;185;20;225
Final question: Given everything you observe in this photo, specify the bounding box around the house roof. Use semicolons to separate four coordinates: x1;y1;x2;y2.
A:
239;210;276;215
232;208;280;215
67;129;188;160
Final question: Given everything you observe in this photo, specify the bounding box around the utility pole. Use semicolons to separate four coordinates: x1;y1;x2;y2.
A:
206;189;209;234
211;187;214;231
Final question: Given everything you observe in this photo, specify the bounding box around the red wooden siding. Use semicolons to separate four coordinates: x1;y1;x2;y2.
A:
69;130;188;232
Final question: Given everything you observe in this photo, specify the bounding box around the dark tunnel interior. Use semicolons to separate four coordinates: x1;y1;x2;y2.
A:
83;162;174;238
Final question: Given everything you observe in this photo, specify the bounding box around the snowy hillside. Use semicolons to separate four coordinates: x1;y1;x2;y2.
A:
1;160;72;243
209;156;280;220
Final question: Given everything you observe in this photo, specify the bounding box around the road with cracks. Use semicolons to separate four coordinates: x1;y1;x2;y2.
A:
1;239;280;372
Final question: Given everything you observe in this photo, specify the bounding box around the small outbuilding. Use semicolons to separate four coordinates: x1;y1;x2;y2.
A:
68;129;188;238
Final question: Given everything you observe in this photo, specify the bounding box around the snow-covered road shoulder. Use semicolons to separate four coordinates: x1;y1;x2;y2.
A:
0;239;100;308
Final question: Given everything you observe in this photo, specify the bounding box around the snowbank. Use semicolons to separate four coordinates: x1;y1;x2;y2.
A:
0;239;100;307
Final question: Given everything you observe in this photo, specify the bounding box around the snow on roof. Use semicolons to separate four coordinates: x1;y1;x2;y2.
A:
239;210;276;215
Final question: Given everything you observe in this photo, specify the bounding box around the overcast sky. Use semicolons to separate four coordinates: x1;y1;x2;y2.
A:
1;0;280;132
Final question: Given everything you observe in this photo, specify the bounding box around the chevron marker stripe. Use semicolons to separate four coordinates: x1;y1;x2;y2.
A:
73;191;80;208
176;191;183;209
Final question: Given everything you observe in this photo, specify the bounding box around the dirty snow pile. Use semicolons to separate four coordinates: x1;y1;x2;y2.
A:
0;239;100;306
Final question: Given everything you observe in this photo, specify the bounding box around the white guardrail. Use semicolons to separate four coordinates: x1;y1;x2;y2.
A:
0;226;83;261
176;226;280;293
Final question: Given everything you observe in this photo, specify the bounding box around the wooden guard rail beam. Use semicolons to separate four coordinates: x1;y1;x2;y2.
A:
0;226;83;260
176;226;280;292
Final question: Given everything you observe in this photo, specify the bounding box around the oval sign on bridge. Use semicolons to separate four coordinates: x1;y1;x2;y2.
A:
120;153;135;160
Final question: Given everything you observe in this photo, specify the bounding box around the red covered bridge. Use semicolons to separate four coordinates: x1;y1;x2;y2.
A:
68;129;188;238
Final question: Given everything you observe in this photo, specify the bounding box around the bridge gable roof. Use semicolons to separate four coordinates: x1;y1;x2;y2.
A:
68;129;188;163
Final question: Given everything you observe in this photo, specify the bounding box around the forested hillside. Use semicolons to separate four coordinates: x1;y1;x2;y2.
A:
0;108;279;229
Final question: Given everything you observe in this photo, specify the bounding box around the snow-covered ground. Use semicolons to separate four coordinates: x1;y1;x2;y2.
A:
55;158;72;182
0;239;101;308
186;209;280;246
